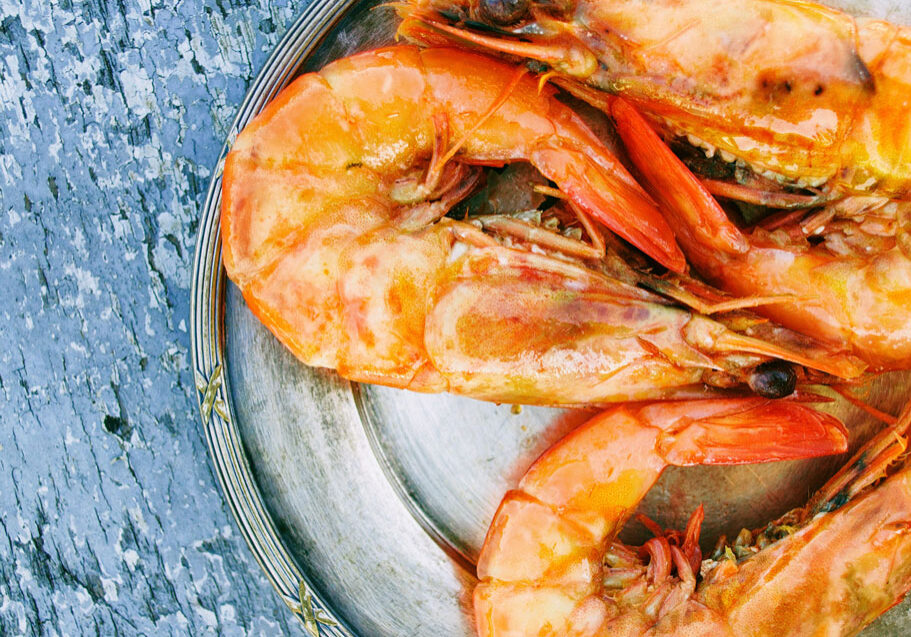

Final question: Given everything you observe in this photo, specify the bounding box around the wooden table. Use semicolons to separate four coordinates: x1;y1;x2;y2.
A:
0;1;306;632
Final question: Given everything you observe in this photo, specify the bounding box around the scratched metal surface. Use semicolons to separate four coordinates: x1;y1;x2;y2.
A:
189;1;911;636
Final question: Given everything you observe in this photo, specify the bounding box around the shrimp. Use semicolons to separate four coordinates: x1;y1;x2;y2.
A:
475;397;911;637
221;45;863;405
396;2;911;370
607;95;911;371
397;0;911;197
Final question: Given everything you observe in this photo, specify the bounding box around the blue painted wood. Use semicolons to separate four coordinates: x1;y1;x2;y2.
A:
0;1;306;633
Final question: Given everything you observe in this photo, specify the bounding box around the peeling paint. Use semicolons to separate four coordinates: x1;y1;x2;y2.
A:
0;0;303;633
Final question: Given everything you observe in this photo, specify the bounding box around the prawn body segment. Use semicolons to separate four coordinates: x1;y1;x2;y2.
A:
223;45;680;277
695;467;911;635
574;1;911;197
688;402;911;636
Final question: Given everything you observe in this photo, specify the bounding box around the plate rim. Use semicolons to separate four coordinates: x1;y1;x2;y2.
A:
189;1;364;634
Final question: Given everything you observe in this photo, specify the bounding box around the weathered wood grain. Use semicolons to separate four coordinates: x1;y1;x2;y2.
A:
0;0;306;633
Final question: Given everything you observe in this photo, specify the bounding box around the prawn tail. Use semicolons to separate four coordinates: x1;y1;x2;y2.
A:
608;97;749;260
645;398;849;467
530;144;687;273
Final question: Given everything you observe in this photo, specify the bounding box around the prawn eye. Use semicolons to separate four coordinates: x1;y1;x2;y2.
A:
748;361;797;399
479;0;529;25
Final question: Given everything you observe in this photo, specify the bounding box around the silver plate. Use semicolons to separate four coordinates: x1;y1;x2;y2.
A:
191;1;911;634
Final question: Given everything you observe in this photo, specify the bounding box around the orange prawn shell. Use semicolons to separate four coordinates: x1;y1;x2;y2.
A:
695;466;911;635
847;20;911;197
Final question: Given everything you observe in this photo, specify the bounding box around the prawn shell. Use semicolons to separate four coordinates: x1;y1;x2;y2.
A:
699;466;911;635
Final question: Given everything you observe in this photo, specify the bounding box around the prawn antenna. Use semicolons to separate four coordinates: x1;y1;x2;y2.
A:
537;70;559;94
831;385;899;426
429;64;528;179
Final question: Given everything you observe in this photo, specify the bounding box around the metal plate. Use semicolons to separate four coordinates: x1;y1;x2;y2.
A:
191;1;911;634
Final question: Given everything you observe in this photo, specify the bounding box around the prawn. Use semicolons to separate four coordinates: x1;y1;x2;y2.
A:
475;396;911;636
608;95;911;371
396;1;911;370
397;0;911;197
221;45;862;405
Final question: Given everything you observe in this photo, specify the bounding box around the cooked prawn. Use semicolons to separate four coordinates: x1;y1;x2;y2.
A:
396;2;911;369
475;397;911;636
221;45;862;405
398;0;911;197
